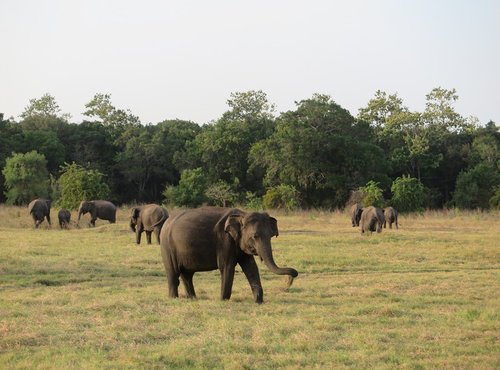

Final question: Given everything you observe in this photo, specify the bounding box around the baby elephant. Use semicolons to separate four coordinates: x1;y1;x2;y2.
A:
383;207;398;229
360;206;384;234
130;204;169;245
58;209;71;229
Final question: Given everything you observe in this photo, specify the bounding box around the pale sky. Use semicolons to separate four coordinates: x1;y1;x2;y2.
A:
1;0;499;125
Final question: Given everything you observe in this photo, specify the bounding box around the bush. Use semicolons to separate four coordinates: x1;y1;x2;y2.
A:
489;186;500;210
163;168;208;207
358;180;384;208
57;162;110;210
2;151;50;205
390;175;426;213
262;184;300;211
244;192;263;211
453;163;500;209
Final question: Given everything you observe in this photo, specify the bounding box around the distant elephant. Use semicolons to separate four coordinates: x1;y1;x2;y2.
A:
130;204;169;245
58;209;71;229
160;207;298;304
28;198;51;228
360;206;384;234
383;207;399;229
77;200;116;227
349;203;363;227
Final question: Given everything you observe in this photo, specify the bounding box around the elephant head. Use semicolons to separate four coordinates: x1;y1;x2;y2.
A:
77;201;94;224
129;207;141;232
223;211;298;285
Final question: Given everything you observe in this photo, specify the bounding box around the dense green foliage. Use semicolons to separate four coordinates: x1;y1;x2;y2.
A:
262;185;301;211
357;180;384;208
57;163;110;210
390;175;427;213
2;151;50;204
0;88;498;209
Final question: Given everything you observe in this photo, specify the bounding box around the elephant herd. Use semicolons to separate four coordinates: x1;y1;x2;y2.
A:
26;198;297;303
349;203;399;233
26;198;397;304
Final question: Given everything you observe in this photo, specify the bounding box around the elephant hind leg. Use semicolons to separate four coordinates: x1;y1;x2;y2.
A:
146;231;152;244
181;272;196;298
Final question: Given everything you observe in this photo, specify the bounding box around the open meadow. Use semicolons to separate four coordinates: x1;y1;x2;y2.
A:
0;205;499;369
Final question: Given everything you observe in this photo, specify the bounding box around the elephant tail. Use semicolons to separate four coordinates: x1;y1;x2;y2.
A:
152;213;169;228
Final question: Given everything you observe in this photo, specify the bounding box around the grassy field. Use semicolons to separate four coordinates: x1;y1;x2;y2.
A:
0;205;499;369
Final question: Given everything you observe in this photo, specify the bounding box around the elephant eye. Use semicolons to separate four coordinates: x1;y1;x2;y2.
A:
253;233;259;239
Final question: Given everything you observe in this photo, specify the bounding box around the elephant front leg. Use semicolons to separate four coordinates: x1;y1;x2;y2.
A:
239;256;263;304
136;229;142;244
181;272;196;298
220;265;236;300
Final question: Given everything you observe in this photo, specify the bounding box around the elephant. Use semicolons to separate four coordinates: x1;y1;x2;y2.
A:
349;203;363;227
58;209;71;229
160;207;298;304
383;207;399;229
360;206;384;234
77;200;116;227
28;198;51;228
130;204;169;245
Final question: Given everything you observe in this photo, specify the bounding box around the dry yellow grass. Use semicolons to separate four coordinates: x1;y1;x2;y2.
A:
0;205;499;369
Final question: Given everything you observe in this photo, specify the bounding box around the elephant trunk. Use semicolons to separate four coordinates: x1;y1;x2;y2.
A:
77;207;84;225
257;242;298;288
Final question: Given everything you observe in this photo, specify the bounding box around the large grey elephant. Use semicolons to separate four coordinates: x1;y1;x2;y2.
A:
28;198;51;228
383;207;399;229
58;209;71;229
160;207;298;304
349;203;363;227
130;204;169;245
360;206;384;234
77;200;116;227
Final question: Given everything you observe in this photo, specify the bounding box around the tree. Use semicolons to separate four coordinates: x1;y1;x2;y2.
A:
357;90;406;129
190;91;276;193
83;93;140;128
20;93;71;122
205;181;237;207
390;175;426;212
163;168;208;207
2;151;50;205
251;94;388;207
57;162;110;210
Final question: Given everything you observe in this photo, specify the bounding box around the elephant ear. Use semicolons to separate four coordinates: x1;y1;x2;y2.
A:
224;213;243;242
269;216;279;237
131;207;140;220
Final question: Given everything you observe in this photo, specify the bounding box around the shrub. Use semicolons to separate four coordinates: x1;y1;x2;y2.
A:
205;181;237;207
57;162;110;210
453;163;500;209
262;184;300;211
390;175;426;213
358;180;384;208
163;168;208;207
489;186;500;210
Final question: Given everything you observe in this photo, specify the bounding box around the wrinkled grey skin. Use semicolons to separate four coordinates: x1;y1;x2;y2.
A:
130;204;169;245
77;200;116;227
58;209;71;229
383;207;399;229
360;206;384;234
160;207;298;304
28;198;51;228
349;203;363;227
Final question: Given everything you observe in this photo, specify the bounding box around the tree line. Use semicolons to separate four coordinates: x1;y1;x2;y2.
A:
1;89;498;211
